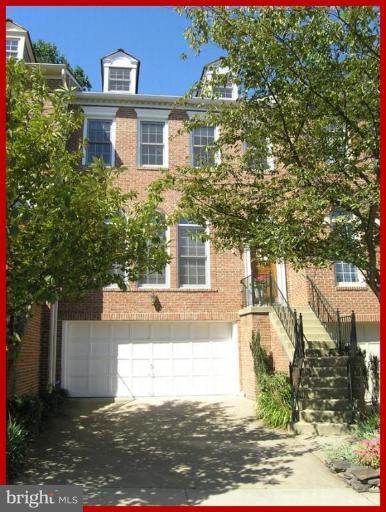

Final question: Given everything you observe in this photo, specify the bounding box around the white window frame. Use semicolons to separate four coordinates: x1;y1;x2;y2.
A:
135;108;170;169
335;262;366;288
103;264;128;291
82;107;118;166
243;140;274;172
187;114;221;167
6;37;22;60
177;220;210;289
137;226;171;289
108;67;131;92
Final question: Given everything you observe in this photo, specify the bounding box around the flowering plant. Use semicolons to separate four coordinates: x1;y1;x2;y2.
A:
354;437;380;469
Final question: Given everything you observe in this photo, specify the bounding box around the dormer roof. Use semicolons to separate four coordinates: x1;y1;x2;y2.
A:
6;18;36;62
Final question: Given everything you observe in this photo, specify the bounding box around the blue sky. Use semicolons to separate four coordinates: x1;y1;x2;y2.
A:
6;6;222;95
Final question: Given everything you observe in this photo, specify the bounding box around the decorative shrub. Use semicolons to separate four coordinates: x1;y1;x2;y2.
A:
354;437;380;469
325;442;358;464
7;418;29;481
353;411;380;439
257;372;292;429
7;395;43;434
250;331;273;384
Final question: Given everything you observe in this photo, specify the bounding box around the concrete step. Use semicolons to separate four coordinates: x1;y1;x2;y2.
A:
305;348;340;357
307;341;336;350
300;387;349;399
302;366;347;378
300;409;353;423
291;421;352;436
302;376;348;388
299;398;351;411
304;356;348;367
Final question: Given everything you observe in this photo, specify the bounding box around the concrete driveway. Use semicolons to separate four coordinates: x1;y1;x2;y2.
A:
16;397;378;506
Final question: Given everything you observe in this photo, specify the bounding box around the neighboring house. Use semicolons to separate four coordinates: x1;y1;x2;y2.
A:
7;20;379;432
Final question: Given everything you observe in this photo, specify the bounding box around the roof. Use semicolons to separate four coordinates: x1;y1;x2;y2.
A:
100;49;141;93
199;56;226;82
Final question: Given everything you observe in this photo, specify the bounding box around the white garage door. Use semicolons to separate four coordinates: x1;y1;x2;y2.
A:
63;321;239;397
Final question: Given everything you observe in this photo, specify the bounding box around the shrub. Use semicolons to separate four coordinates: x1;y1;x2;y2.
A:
7;418;29;481
7;395;43;434
324;442;358;464
250;331;272;384
257;372;292;429
354;437;380;469
353;411;380;439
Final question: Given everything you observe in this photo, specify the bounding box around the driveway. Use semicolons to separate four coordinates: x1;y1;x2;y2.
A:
16;397;378;506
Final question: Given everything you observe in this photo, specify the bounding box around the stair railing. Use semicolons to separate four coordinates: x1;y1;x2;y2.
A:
306;276;357;355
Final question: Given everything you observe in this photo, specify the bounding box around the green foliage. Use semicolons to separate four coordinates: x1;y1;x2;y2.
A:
354;437;380;469
167;7;380;299
324;442;358;464
7;419;29;481
257;372;292;429
249;332;291;428
7;60;168;349
33;39;91;89
7;395;43;434
353;411;380;440
249;331;272;385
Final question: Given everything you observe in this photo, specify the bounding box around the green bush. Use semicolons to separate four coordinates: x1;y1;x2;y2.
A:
257;372;292;429
7;395;43;434
353;411;380;439
325;442;358;464
250;331;272;383
7;418;29;481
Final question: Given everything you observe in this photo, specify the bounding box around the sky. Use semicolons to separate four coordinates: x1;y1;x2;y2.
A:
6;6;223;95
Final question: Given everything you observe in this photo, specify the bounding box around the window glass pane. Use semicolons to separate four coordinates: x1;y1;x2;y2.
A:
6;38;19;59
178;223;207;286
140;122;164;166
335;261;360;283
138;223;167;286
86;119;112;164
192;127;215;166
213;84;233;98
108;67;131;91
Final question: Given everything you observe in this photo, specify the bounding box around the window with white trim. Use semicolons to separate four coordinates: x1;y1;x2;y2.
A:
138;220;169;288
192;126;215;166
213;84;234;99
178;219;208;287
6;38;19;59
108;67;131;91
244;140;273;172
140;121;165;166
85;119;113;165
335;261;364;285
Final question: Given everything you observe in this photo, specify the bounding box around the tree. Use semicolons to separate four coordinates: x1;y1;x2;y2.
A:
166;7;379;299
7;60;168;351
33;39;91;90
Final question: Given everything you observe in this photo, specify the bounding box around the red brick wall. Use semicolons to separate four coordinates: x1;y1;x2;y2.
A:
238;309;290;400
12;305;43;396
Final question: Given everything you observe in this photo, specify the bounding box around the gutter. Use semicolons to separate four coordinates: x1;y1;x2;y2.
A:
48;301;58;390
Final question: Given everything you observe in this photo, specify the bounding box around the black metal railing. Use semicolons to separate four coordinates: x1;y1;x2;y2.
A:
307;276;357;356
240;272;306;421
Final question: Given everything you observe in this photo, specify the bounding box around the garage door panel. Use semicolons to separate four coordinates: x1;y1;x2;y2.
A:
64;321;238;397
112;323;131;341
90;323;110;341
69;323;90;341
131;324;150;340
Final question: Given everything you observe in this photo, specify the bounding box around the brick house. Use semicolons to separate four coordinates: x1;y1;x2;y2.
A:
7;20;379;431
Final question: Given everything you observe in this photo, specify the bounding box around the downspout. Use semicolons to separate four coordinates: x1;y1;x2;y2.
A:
48;301;58;390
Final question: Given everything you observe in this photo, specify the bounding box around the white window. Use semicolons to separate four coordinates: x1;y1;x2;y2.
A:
178;219;209;287
213;84;234;99
244;140;274;172
6;38;19;59
192;126;216;166
335;262;365;286
140;122;165;166
108;67;131;91
104;264;126;290
135;109;170;169
85;119;113;165
138;221;170;288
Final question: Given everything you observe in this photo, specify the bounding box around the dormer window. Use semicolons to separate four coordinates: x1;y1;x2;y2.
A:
108;67;131;91
213;84;234;99
6;38;19;59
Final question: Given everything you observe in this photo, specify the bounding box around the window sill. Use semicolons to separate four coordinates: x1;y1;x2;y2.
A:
336;283;367;291
137;166;169;172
